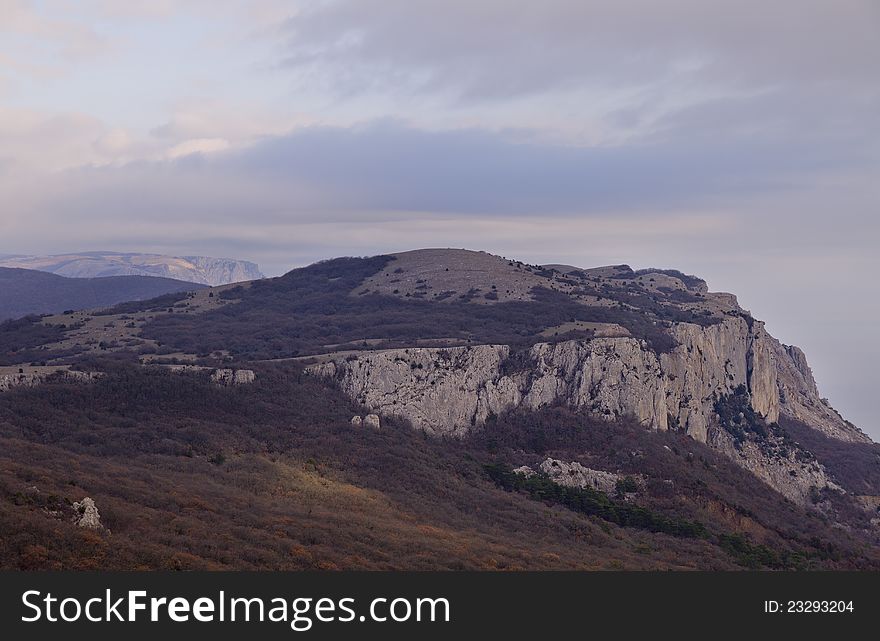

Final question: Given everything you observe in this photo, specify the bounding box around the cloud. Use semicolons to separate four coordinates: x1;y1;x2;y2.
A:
0;107;111;171
166;138;231;159
2;116;875;278
0;0;109;61
279;0;880;101
3;115;867;232
270;0;880;170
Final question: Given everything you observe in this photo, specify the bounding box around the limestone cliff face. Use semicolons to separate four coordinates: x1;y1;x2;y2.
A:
523;338;666;429
310;316;777;443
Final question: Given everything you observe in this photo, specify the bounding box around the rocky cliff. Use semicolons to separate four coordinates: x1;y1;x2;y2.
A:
772;342;867;443
308;316;787;441
181;256;264;286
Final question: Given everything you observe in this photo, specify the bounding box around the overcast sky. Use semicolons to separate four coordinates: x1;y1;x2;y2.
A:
1;0;878;437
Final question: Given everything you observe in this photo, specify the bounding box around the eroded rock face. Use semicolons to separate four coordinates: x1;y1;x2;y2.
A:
309;316;776;443
211;369;256;386
72;497;104;531
525;338;667;430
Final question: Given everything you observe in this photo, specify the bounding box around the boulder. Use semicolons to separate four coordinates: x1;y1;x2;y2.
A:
363;414;381;430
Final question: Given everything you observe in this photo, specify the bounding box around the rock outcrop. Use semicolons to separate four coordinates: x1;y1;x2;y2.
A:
211;369;256;386
708;431;835;505
0;369;101;393
537;459;624;494
514;459;641;497
72;497;104;531
350;414;380;429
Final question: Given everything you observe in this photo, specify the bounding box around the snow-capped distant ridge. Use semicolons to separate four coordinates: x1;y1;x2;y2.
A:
0;252;263;286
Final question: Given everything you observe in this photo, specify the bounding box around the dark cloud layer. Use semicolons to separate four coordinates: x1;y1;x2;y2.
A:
30;114;870;223
281;0;880;100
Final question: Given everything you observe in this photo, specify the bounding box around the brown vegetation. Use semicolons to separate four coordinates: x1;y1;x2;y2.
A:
1;362;876;570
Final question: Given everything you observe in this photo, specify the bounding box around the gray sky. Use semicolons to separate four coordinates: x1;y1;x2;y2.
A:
1;1;878;437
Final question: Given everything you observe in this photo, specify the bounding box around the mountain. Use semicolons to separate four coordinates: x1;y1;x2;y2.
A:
0;252;263;286
0;267;206;320
0;248;877;570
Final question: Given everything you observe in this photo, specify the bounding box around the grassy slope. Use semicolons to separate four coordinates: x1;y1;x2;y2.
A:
138;256;717;358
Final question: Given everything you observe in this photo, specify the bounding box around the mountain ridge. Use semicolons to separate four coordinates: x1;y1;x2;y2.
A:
0;252;263;286
0;267;206;321
0;247;877;570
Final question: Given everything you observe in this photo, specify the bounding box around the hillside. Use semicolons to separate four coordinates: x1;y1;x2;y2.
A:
0;248;877;570
0;268;206;321
2;361;878;570
0;252;263;286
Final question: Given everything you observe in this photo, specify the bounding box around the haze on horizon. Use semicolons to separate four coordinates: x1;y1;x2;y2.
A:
0;0;877;437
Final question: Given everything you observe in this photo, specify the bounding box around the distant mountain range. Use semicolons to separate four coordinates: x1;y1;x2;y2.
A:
0;267;205;320
0;252;263;286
